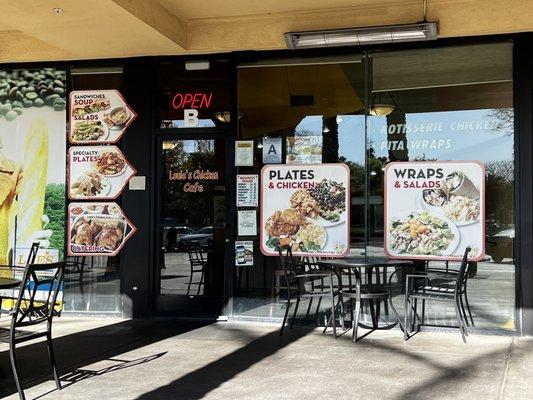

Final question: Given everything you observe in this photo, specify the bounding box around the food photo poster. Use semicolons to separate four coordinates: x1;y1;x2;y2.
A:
68;202;136;256
0;67;67;272
384;161;485;261
260;164;350;257
68;145;136;200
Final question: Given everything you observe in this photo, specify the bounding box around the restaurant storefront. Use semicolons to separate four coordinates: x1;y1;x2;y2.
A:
2;33;533;335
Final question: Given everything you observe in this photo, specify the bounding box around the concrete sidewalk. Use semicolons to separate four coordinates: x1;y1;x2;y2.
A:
0;318;531;400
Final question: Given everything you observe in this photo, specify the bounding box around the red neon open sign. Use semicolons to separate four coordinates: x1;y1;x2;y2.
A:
172;92;213;110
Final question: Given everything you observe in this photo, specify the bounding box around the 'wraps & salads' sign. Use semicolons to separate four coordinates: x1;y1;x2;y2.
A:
384;161;485;261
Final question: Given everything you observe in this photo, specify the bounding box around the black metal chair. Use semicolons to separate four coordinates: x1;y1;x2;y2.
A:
186;240;207;296
339;268;390;342
0;243;40;317
276;245;342;337
405;247;471;342
0;257;65;400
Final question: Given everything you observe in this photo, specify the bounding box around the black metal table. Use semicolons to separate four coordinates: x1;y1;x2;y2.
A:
317;258;413;332
0;277;20;378
0;277;21;290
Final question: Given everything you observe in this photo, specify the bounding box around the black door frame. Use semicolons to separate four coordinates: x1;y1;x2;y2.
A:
152;128;236;319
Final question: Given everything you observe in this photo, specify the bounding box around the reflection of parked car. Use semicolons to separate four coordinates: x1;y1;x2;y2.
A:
163;224;194;251
486;227;514;263
179;226;213;249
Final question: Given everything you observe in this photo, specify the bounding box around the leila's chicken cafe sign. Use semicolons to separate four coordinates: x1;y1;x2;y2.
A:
169;169;219;192
171;92;213;127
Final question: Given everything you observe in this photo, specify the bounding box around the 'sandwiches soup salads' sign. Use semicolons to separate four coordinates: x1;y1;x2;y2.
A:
260;164;350;257
384;161;485;261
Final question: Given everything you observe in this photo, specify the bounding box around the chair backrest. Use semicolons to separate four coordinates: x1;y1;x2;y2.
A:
187;240;205;264
276;245;303;277
455;246;472;294
11;261;65;328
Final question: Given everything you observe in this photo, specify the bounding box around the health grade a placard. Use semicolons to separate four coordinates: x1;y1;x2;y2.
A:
260;164;350;257
384;161;485;261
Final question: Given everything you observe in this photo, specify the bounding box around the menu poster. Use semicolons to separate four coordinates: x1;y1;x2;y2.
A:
68;146;136;200
286;136;322;164
235;240;254;266
384;161;485;261
235;140;254;166
69;90;137;144
238;210;257;236
260;164;350;257
236;175;259;207
262;137;282;164
67;202;137;256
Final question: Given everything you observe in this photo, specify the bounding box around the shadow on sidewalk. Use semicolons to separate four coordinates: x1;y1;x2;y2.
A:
0;319;210;398
135;326;314;400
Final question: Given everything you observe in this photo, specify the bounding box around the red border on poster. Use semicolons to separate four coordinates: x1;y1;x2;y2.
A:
260;163;351;258
67;202;137;257
383;160;486;261
67;146;137;200
68;90;138;145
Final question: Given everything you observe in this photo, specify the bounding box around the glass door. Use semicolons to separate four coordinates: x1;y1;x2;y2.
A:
155;134;227;318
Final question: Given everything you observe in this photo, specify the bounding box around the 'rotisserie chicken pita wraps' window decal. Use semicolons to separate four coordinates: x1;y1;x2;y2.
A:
69;90;137;144
260;164;350;257
68;146;136;200
384;161;485;261
68;202;137;256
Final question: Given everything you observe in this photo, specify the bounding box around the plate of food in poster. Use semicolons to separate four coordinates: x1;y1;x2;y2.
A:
68;146;136;200
260;164;350;257
69;90;137;144
385;161;485;261
68;202;136;256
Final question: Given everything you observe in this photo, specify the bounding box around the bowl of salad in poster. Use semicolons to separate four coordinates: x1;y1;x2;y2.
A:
387;210;460;257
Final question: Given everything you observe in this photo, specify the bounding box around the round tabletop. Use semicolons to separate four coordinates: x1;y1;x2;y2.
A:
0;277;21;289
317;258;413;269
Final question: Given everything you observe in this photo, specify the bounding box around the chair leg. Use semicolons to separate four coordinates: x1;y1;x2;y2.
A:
464;290;475;326
197;270;204;296
305;297;313;319
331;296;337;338
9;341;25;400
46;332;62;390
187;268;194;296
459;294;469;327
411;298;418;332
454;297;467;343
280;296;291;336
353;297;361;343
404;295;410;340
290;297;300;329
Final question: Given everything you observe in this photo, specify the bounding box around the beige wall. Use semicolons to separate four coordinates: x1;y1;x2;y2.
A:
0;0;531;62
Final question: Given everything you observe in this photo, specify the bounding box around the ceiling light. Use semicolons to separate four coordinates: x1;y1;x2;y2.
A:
284;22;438;49
185;61;210;71
369;104;396;117
213;111;231;123
323;127;330;133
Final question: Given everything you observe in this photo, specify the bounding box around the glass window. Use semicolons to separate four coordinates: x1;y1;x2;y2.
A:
235;43;516;333
64;67;124;315
368;43;515;331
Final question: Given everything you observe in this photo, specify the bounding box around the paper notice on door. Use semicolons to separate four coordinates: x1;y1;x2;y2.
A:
238;210;257;236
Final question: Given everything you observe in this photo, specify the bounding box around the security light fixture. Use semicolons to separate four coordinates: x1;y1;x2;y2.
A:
185;61;210;71
52;7;64;15
284;22;438;49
